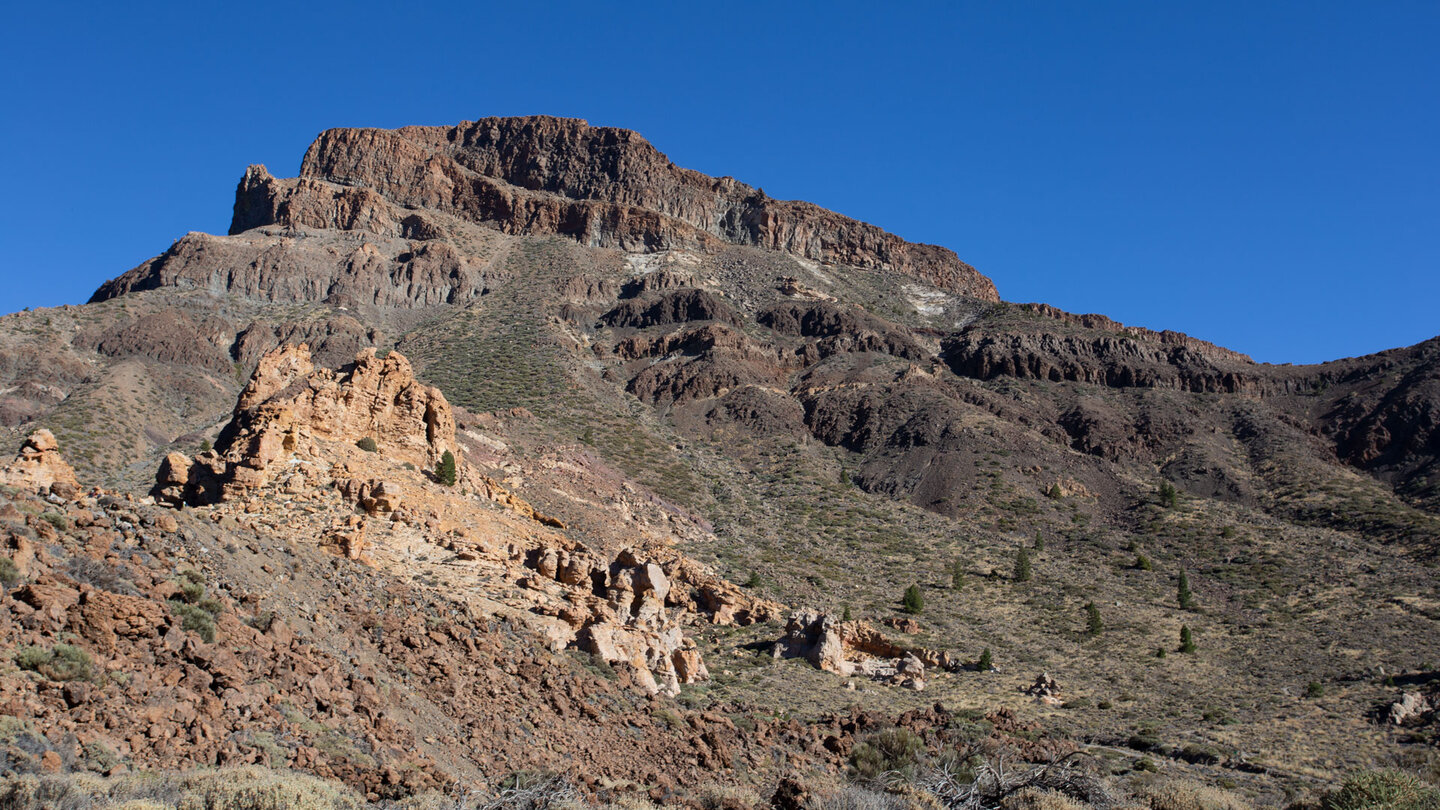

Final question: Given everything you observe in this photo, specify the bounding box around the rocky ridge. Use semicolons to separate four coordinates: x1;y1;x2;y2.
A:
152;344;779;696
95;116;998;306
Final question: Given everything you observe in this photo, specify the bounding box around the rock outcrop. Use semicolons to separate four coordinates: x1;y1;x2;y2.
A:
149;343;775;697
0;429;80;498
774;610;957;689
156;345;455;505
1387;690;1434;726
91;227;495;309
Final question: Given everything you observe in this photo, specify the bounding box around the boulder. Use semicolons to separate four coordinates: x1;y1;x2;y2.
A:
0;430;81;497
1388;691;1433;725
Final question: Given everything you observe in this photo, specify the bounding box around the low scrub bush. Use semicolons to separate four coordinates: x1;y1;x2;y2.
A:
1323;770;1440;810
0;766;366;810
14;643;94;682
850;727;925;780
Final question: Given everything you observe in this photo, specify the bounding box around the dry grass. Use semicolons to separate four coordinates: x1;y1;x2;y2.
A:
0;766;365;810
1135;779;1254;810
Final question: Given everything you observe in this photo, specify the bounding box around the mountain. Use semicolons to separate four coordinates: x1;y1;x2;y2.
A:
1;116;1437;809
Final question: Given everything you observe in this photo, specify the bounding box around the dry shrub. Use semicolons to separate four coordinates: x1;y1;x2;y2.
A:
1002;787;1094;810
806;781;909;810
0;766;364;810
698;784;764;809
1138;778;1252;810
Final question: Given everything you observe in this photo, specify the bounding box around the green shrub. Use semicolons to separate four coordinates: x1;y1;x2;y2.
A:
13;645;52;672
356;437;378;452
0;556;18;587
1178;569;1195;610
1034;531;1046;551
178;579;205;604
170;601;217;643
951;558;965;590
15;643;94;682
436;450;457;487
1085;602;1104;636
744;572;761;588
1179;625;1196;654
842;605;852;621
902;585;924;615
41;512;68;531
849;727;925;779
977;648;993;671
1159;481;1178;508
1306;681;1325;698
1014;546;1032;582
1324;769;1440;810
1134;554;1153;571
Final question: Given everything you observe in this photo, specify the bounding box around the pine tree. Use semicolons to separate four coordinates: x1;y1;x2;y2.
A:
842;605;852;622
902;585;924;615
1014;546;1032;582
950;558;965;590
1034;531;1045;551
1159;481;1178;508
1085;602;1104;636
1179;625;1196;653
977;648;993;671
1177;570;1194;610
437;450;457;486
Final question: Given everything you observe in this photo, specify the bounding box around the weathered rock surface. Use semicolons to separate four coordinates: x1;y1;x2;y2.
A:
774;610;957;686
156;345;455;505
293;118;999;301
1387;690;1434;726
0;430;80;498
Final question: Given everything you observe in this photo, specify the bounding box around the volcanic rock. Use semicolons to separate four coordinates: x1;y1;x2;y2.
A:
0;429;80;498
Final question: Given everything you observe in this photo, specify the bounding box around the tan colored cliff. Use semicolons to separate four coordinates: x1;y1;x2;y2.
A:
0;429;80;499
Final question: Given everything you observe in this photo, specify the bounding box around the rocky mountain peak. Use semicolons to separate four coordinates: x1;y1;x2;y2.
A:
227;116;997;301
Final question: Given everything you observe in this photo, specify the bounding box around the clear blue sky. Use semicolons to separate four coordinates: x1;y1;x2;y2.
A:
2;2;1435;364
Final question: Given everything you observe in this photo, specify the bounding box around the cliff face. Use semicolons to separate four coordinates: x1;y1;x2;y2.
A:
260;116;999;301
